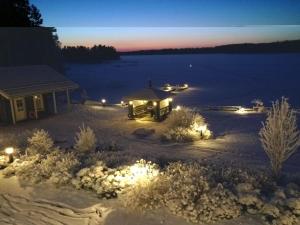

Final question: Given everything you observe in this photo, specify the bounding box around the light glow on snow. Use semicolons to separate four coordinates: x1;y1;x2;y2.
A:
113;160;159;186
175;105;181;111
236;107;246;114
4;147;14;155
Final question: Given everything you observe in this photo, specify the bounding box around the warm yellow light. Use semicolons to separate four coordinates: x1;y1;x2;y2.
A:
128;161;159;184
142;100;147;104
34;95;38;99
184;83;189;88
5;147;14;155
168;98;173;102
101;99;106;104
175;105;181;111
129;101;133;105
121;101;124;104
153;102;157;106
236;107;246;114
191;123;212;139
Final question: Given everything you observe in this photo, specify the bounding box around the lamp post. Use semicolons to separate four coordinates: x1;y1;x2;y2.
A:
101;98;106;106
5;147;14;163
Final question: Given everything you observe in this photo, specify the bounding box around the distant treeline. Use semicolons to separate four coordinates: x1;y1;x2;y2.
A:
121;40;300;55
61;45;120;63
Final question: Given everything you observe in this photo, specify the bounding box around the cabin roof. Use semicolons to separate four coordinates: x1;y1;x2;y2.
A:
0;65;79;98
124;87;171;101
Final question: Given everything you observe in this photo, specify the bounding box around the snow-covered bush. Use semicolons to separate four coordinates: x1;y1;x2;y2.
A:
73;159;159;199
123;162;242;223
74;124;97;153
166;107;205;129
259;97;300;177
161;127;195;142
162;107;211;142
27;129;54;155
3;150;79;185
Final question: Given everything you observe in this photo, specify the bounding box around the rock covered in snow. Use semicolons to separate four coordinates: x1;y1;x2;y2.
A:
132;128;155;138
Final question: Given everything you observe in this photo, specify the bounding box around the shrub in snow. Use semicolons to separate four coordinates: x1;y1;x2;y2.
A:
27;129;54;155
161;127;195;142
259;97;300;177
123;162;241;223
74;124;97;153
166;107;205;129
162;107;211;142
3;150;79;185
73;159;159;199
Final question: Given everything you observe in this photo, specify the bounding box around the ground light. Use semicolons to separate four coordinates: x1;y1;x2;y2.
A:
113;160;159;186
175;105;181;111
101;99;106;105
191;123;212;139
5;147;14;163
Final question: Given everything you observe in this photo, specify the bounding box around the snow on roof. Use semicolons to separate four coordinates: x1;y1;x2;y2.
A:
124;87;171;101
0;65;79;98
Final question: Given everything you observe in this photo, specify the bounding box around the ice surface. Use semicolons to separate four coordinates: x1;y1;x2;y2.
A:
66;54;300;107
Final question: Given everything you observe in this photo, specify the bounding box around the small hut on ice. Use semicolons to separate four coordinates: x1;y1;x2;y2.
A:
124;82;173;121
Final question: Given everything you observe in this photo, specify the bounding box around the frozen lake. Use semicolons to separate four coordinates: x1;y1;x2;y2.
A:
66;54;300;107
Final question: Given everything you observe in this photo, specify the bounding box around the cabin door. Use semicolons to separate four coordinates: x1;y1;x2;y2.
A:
13;97;27;121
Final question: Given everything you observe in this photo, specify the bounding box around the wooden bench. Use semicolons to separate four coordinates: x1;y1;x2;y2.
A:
133;104;147;116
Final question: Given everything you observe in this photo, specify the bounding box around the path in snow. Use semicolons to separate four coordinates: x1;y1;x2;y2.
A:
0;194;109;225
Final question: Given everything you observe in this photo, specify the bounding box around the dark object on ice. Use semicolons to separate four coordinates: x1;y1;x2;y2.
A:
132;128;155;138
124;86;173;121
0;65;79;125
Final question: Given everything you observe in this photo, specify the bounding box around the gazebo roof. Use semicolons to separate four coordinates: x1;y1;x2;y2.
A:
124;87;171;101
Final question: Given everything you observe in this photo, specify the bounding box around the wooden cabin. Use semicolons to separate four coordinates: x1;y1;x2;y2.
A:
0;65;79;125
124;87;173;121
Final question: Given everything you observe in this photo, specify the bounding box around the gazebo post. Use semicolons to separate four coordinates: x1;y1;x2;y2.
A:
154;101;160;121
128;101;134;119
168;99;173;113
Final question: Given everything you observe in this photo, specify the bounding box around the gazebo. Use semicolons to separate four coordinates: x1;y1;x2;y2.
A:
124;86;173;121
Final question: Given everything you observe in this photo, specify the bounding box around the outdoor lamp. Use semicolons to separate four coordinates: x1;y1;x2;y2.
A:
168;98;173;102
153;102;157;106
101;98;106;104
129;101;133;105
175;105;181;111
5;147;14;163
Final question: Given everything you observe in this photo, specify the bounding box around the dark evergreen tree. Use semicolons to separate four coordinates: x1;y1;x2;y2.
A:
0;0;43;27
62;45;120;63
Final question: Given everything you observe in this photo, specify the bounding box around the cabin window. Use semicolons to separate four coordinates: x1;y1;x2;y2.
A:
16;99;25;112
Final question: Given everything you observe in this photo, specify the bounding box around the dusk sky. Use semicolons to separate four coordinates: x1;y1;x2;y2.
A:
31;0;300;51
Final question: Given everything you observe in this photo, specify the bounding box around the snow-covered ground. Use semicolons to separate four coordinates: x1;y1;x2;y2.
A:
0;104;299;224
1;54;300;224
